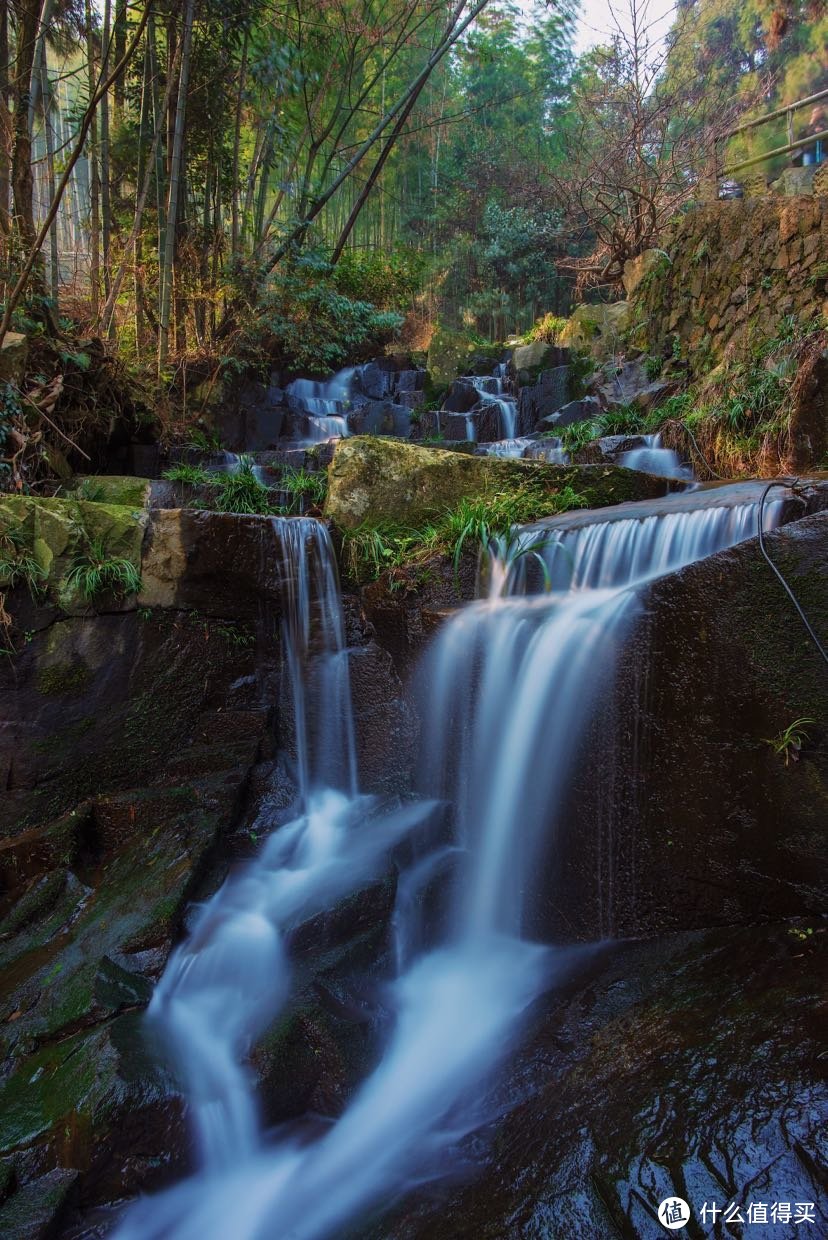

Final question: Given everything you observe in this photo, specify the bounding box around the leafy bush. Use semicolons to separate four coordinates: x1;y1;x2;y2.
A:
332;248;426;310
525;312;568;344
254;253;403;373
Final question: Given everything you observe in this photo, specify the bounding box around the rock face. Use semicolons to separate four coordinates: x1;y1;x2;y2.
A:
324;437;675;530
517;366;569;429
537;396;601;431
632;197;828;373
377;921;826;1239
539;508;828;942
0;494;416;1229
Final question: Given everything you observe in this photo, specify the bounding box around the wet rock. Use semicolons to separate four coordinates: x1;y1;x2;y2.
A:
574;434;647;464
517;366;569;430
379;922;827;1240
441;379;483;414
357;362;394;400
537;396;601;431
347;400;413;438
325;438;671;530
0;1167;78;1239
394;370;425;394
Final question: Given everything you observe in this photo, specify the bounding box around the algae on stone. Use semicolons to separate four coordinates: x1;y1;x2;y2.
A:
325;436;671;530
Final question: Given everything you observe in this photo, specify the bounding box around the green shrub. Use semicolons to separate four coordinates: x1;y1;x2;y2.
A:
209;460;278;515
252;253;403;373
66;537;142;600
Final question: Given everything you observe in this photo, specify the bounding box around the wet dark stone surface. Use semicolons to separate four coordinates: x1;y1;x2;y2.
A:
374;920;827;1239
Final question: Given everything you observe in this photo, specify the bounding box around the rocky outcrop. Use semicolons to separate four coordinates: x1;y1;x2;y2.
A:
324;437;676;530
378;920;826;1239
0;494;415;1228
632;198;828;371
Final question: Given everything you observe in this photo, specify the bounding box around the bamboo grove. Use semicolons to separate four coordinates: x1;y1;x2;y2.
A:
0;0;825;377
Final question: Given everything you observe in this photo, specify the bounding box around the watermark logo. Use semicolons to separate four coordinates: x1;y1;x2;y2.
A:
659;1198;690;1230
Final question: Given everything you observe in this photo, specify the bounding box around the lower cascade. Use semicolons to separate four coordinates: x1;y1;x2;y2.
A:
116;492;787;1240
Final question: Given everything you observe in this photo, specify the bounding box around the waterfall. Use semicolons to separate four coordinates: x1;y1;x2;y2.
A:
619;432;693;480
116;494;786;1240
286;370;355;442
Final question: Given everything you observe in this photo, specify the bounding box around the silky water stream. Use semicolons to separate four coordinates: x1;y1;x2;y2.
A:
116;494;786;1240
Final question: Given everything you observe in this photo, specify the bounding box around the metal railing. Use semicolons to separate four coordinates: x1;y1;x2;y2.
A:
717;86;828;179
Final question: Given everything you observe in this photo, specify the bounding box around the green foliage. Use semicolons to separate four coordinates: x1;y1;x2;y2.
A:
208;460;278;515
66;537;142;601
163;464;211;485
526;313;568;344
253;255;403;374
644;355;663;381
0;528;47;596
332;249;426;310
187;429;223;453
763;718;815;767
279;467;327;512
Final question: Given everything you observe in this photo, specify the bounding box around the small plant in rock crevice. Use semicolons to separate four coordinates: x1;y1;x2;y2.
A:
763;718;816;767
279;467;327;512
162;463;211;486
66;533;142;601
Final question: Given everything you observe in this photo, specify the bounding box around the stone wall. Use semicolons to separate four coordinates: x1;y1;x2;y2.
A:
633;197;828;372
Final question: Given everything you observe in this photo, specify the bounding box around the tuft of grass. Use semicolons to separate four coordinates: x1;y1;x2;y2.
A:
280;466;328;512
0;528;47;596
163;463;211;485
66;536;142;601
340;483;587;584
209;460;279;515
763;718;815;767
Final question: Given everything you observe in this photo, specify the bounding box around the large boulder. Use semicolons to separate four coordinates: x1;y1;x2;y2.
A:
511;341;569;381
560;302;631;355
517;366;569;430
324;437;676;530
427;327;484;388
622;248;665;297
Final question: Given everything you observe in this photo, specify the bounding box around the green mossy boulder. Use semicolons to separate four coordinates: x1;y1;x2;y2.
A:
324;437;671;530
66;475;152;509
426;326;486;388
0;496;146;611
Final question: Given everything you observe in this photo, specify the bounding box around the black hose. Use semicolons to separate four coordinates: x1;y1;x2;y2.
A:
758;479;828;668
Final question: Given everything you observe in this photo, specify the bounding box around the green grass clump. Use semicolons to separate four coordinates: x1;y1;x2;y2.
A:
341;483;587;583
209;461;278;515
280;467;327;512
0;528;47;596
162;463;211;485
66;537;142;601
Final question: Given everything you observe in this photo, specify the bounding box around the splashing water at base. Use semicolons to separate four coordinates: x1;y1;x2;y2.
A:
116;493;786;1240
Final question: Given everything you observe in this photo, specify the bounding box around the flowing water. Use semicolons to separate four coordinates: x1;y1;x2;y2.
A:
619;432;693;480
116;489;786;1240
286;370;355;442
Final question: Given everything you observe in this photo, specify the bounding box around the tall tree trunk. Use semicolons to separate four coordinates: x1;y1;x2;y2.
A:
11;0;43;256
230;29;248;258
84;0;101;317
100;0;113;309
39;50;59;304
158;0;194;371
113;0;127;116
0;0;12;241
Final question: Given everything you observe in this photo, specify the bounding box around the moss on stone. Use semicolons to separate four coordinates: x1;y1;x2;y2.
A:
67;476;152;509
36;661;92;696
325;437;669;530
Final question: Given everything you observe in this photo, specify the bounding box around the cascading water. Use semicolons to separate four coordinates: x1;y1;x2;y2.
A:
117;491;787;1240
286;370;355;442
619;432;693;480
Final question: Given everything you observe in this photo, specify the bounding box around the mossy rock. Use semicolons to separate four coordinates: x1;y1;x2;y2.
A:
560;302;631;357
427;326;488;388
66;475;152;509
0;496;146;610
324;437;670;530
